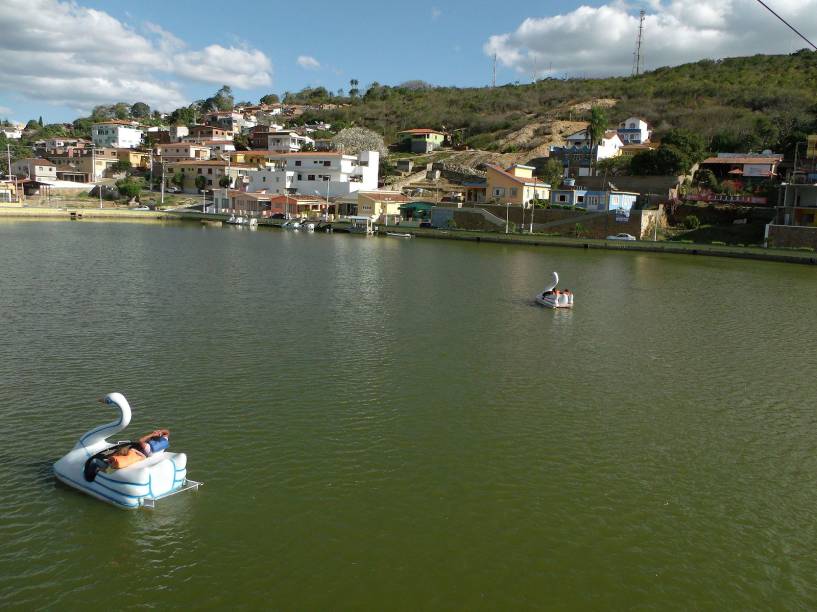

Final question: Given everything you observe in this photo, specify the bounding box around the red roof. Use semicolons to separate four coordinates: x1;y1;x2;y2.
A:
398;128;445;135
268;194;328;203
701;156;782;165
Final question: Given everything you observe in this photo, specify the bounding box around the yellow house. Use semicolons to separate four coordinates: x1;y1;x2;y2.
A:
356;191;409;220
486;164;550;205
229;151;278;166
116;149;151;169
0;180;20;203
166;160;255;193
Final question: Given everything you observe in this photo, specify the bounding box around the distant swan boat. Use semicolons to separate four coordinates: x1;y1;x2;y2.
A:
535;271;574;309
53;393;199;509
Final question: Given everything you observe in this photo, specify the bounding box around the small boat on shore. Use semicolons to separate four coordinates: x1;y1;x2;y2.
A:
535;271;574;309
53;393;200;509
386;232;413;238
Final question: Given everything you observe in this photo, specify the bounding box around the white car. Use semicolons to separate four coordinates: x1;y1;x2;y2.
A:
607;233;637;241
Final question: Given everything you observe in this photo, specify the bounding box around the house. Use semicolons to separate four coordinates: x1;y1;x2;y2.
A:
581;190;639;213
47;149;118;181
485;164;550;205
267;194;329;218
266;131;314;153
243;151;379;197
91;121;143;148
1;127;22;139
185;125;234;142
619;143;656;157
617;117;651;144
550;187;588;207
355;190;410;222
211;189;272;216
165;160;255;193
0;179;18;202
699;153;783;181
398;129;446;154
11;158;57;181
156;143;211;163
115;149;150;169
200;140;236;159
551;129;623;177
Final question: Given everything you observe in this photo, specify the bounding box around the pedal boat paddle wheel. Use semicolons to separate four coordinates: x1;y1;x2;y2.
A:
535;271;574;309
53;393;200;509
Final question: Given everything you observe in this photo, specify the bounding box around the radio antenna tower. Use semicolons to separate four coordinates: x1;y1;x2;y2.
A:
632;9;646;76
492;53;497;87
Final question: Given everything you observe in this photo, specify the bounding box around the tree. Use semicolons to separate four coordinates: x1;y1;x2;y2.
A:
331;127;388;157
25;119;40;131
206;85;234;111
131;102;150;118
661;129;705;166
115;177;143;201
540;157;564;190
218;175;231;188
259;94;279;105
587;106;607;176
113;102;130;120
38;116;43;127
349;78;360;99
693;168;718;190
110;160;132;174
171;171;185;188
195;174;207;191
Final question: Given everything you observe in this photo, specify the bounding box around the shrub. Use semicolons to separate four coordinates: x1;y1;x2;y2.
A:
684;215;700;230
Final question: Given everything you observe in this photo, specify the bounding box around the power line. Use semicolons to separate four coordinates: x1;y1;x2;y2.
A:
754;0;817;51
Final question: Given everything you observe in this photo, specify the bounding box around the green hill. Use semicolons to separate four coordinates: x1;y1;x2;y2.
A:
290;50;817;155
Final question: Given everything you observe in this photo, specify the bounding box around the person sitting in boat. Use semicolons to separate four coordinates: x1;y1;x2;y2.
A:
134;429;170;457
106;430;170;470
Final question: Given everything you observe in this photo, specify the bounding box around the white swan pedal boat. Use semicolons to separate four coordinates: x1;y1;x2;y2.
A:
535;271;574;309
53;393;200;509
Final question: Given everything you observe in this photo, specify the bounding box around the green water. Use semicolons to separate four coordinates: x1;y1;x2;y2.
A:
1;219;816;609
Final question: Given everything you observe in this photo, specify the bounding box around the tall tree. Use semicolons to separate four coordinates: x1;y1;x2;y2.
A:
587;106;608;177
38;115;43;127
259;94;279;105
131;102;150;118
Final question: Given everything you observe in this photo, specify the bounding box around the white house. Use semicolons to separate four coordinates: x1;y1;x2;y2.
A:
245;150;379;197
91;121;143;148
12;158;57;181
617;117;651;144
557;129;623;177
1;127;22;140
155;143;211;163
201;140;236;158
267;131;315;153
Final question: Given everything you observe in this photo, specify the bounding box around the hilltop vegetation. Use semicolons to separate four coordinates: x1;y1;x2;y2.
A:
288;51;817;156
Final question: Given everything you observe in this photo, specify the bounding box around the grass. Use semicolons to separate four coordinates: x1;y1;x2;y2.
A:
667;222;766;246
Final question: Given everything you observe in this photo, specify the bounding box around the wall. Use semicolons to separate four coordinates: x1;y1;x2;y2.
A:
767;224;817;249
575;175;682;197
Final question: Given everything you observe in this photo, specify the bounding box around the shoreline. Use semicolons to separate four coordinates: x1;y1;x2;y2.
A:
2;206;815;265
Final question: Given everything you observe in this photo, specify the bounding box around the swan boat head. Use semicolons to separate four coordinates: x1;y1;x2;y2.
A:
74;392;132;451
542;271;559;294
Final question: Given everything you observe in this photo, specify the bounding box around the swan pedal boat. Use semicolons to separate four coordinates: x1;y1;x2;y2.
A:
535;271;574;309
53;393;200;509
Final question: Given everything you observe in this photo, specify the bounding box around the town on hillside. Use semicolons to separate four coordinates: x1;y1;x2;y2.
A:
2;90;816;249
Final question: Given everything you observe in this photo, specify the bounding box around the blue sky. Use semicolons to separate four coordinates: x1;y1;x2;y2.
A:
1;0;814;124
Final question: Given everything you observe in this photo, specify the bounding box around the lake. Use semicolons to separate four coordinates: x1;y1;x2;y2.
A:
1;219;816;609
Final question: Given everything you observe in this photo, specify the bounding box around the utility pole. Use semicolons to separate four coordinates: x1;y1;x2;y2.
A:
6;143;11;178
632;9;646;76
160;159;165;205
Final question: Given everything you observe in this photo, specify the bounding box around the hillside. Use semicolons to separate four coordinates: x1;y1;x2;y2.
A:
292;50;817;158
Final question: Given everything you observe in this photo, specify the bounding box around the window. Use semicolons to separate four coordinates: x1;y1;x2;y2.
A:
577;196;585;203
558;195;567;203
295;160;301;166
510;188;518;197
207;168;212;174
297;174;302;180
323;161;331;167
308;175;315;181
197;168;202;174
263;177;266;182
207;179;213;186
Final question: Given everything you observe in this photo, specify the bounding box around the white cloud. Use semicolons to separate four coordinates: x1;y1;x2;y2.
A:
296;55;321;70
0;0;273;112
0;106;11;115
431;7;442;20
484;0;817;78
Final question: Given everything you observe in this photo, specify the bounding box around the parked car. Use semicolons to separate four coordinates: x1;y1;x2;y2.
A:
607;233;637;241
